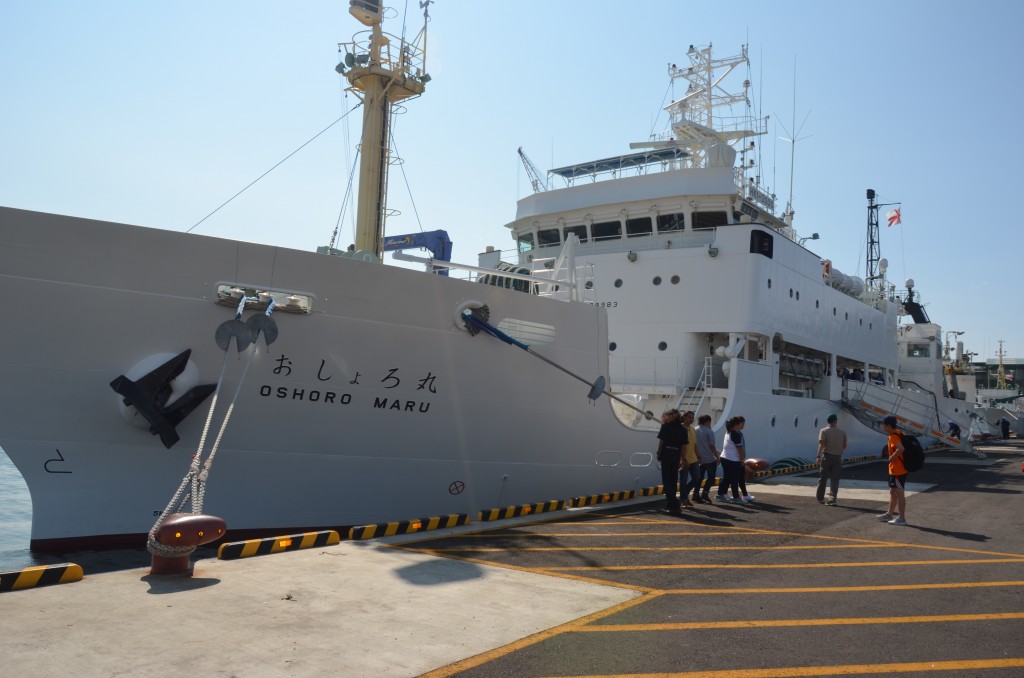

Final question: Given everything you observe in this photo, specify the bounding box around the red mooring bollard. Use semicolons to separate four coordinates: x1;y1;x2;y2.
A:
149;513;227;576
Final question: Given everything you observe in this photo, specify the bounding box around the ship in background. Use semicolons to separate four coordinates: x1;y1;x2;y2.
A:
0;3;973;550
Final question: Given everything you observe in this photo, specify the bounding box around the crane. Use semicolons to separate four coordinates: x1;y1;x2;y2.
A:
517;146;549;193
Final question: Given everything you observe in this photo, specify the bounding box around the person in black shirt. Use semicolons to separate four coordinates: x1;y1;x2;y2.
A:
657;409;687;515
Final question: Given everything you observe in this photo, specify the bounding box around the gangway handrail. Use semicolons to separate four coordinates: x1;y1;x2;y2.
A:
673;357;712;416
840;379;977;455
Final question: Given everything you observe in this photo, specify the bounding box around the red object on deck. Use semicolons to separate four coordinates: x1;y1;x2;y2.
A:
149;513;227;576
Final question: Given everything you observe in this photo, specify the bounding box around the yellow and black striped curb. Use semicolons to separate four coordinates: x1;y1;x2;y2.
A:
570;486;661;508
217;530;340;560
752;454;893;479
348;514;470;540
0;563;83;592
477;500;566;522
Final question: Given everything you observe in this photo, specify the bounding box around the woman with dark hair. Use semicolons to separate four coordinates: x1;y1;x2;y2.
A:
716;416;745;502
733;416;756;503
692;414;719;504
656;409;686;515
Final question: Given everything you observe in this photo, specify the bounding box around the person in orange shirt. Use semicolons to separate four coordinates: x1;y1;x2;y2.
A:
877;415;908;525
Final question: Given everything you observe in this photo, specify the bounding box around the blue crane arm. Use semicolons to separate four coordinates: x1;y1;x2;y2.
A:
382;230;453;275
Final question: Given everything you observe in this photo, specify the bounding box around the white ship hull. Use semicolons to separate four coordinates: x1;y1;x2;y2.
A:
0;207;662;548
1;37;960;551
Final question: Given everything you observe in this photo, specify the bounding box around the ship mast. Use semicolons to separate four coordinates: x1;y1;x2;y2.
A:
338;0;430;259
995;339;1007;389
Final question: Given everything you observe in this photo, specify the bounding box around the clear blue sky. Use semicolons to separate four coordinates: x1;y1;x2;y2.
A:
1;1;1020;362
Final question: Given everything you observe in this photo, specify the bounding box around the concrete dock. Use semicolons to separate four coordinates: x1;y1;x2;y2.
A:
2;441;1022;677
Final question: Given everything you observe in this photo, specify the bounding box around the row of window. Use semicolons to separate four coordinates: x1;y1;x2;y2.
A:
517;211;729;252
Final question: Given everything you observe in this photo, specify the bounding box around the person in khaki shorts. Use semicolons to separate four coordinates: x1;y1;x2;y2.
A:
816;414;847;505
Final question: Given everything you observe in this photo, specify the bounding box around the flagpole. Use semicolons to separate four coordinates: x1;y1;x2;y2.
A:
865;189;901;292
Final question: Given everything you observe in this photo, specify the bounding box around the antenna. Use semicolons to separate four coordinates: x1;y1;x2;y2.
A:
777;57;811;227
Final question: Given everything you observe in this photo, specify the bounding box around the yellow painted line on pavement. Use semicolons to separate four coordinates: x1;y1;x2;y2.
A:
577;611;1024;632
722;526;1024;559
430;544;903;553
540;558;1024;571
552;657;1024;678
394;545;657;593
660;580;1024;595
447;530;769;538
419;593;657;678
524;520;1024;561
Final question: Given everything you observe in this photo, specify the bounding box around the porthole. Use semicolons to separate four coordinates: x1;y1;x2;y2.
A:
814;417;819;428
658;341;668;351
859;318;863;326
767;278;772;289
796;291;800;300
614;279;623;288
653;276;662;286
815;300;820;308
585;280;594;289
870;322;873;330
771;415;776;427
833;307;837;316
789;288;793;298
794;416;799;427
609;342;617;351
845;312;849;320
671;275;680;284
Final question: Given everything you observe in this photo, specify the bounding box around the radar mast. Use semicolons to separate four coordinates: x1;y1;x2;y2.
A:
337;0;431;259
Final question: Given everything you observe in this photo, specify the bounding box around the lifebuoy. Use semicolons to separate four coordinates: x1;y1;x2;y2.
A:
822;259;832;279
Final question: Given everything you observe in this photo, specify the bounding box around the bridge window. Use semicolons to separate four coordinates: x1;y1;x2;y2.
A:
626;217;653;237
657;212;685;233
537;228;560;246
517;232;534;254
564;224;588;243
693;211;728;230
907;343;930;358
592;220;622;241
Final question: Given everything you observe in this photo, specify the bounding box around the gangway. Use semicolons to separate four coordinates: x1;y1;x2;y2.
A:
840;379;984;458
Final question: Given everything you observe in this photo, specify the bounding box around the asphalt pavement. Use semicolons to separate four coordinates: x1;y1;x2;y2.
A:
1;440;1021;678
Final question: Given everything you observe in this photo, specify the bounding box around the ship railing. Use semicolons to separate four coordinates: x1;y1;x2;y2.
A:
518;230;716;267
735;172;776;214
339;29;426;82
529;234;581;300
391;251;578;296
843;380;940;430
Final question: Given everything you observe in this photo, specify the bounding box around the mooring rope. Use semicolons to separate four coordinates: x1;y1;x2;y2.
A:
146;297;277;558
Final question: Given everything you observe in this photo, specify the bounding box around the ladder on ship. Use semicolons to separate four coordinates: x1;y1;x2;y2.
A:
673;357;713;414
839;380;984;458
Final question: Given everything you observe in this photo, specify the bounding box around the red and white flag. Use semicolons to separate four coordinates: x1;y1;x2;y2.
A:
886;208;901;227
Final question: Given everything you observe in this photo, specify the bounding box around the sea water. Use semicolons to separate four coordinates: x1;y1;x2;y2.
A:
0;448;151;573
0;447;34;569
